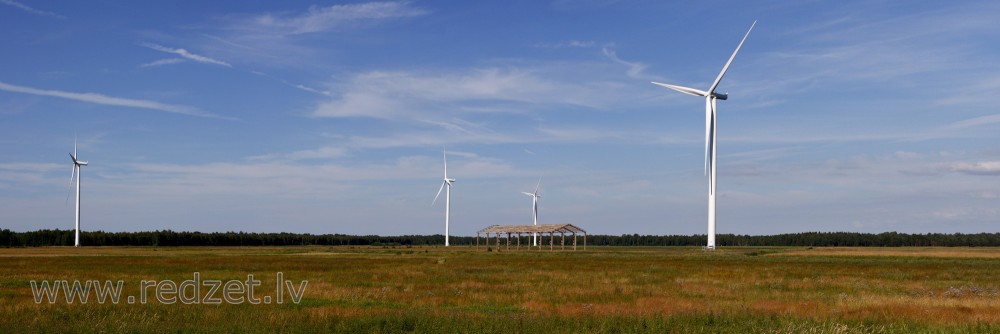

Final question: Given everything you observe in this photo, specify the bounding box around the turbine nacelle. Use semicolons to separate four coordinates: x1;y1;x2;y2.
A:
68;153;88;166
523;178;541;198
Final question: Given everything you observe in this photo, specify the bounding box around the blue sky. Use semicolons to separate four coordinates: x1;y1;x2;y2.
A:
2;1;999;236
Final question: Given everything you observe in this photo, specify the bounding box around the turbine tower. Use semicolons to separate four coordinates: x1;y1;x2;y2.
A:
432;149;456;246
521;179;541;246
68;140;88;247
651;21;755;250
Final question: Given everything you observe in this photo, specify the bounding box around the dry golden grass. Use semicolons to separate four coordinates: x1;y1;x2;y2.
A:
1;246;1000;332
779;247;1000;259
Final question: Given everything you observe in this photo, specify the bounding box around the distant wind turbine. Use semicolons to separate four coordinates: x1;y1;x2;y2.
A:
521;179;541;246
651;20;756;250
68;139;89;247
432;149;456;247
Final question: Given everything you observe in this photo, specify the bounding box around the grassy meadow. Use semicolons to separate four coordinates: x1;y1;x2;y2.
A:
2;246;1000;333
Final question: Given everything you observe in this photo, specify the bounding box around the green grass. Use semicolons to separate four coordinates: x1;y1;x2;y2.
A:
2;246;1000;332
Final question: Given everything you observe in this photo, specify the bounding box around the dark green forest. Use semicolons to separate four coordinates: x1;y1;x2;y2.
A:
2;229;1000;247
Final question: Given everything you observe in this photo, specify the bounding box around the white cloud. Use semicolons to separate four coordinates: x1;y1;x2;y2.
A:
346;131;520;150
116;151;516;198
894;151;921;159
602;47;649;79
0;162;62;172
971;191;998;199
286;147;346;160
248;146;347;161
0;0;64;19
947;161;1000;176
313;90;405;119
536;40;600;48
294;84;331;96
139;58;186;68
537;126;627;142
239;1;427;35
193;3;426;70
946;114;1000;130
0;163;64;190
737;4;1000;113
311;67;614;119
0;81;224;118
141;43;232;68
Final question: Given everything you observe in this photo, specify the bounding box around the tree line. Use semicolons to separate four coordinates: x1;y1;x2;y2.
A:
3;229;1000;247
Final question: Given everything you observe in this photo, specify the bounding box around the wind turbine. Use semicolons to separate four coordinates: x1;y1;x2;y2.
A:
651;21;755;250
521;179;541;246
432;149;456;246
68;139;88;247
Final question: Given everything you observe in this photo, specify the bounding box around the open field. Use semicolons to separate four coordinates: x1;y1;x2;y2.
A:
2;246;1000;333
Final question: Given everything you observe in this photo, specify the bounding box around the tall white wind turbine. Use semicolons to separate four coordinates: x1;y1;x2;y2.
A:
521;179;541;246
68;140;88;247
432;149;456;246
651;21;755;250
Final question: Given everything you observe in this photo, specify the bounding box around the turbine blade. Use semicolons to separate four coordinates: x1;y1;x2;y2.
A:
66;166;76;205
68;152;77;164
534;178;541;195
442;149;448;178
708;20;756;94
522;192;533;197
651;82;708;97
432;181;446;205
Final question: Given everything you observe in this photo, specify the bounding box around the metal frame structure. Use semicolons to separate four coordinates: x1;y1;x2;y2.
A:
476;224;587;251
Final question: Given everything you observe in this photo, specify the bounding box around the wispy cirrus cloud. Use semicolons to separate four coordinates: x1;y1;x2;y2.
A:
141;43;231;68
293;84;331;96
139;58;186;68
231;1;428;36
0;0;64;19
535;40;600;48
947;114;1000;130
311;67;624;119
750;2;1000;102
249;146;347;161
0;81;225;119
602;47;650;80
947;161;1000;176
192;1;428;70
